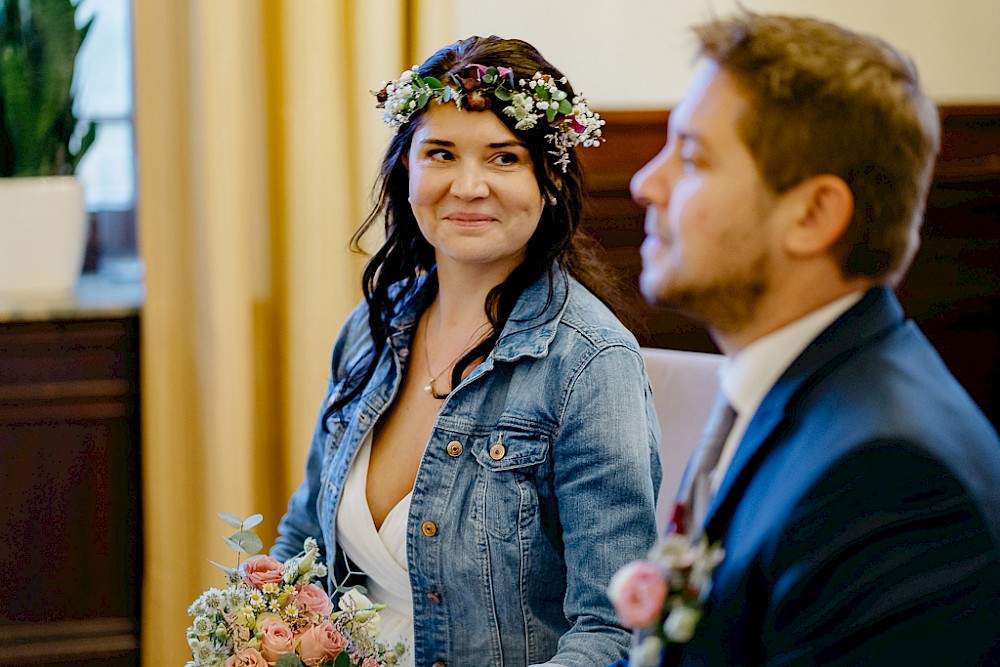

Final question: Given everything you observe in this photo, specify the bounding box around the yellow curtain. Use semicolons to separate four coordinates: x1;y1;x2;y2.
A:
133;1;453;664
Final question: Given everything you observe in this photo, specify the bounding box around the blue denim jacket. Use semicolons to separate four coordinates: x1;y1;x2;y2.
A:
274;267;661;667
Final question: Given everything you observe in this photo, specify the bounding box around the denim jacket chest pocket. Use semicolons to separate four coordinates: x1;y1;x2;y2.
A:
469;422;551;540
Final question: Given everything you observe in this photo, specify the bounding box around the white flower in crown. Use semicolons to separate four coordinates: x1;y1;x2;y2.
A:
372;64;604;172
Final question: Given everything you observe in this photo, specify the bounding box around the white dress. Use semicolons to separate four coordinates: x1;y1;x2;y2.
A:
336;432;415;667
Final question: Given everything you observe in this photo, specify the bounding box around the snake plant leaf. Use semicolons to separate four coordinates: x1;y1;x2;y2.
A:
0;0;94;176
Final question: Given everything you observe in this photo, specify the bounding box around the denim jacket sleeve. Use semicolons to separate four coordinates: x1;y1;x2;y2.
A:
272;300;372;565
541;342;661;667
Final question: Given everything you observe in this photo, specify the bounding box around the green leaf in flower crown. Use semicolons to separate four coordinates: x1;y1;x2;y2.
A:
416;92;429;109
483;66;499;84
441;87;453;103
494;86;512;101
546;105;559;123
559;99;573;115
423;76;444;90
535;85;551;102
242;514;264;530
275;653;306;667
218;512;245;529
224;530;264;555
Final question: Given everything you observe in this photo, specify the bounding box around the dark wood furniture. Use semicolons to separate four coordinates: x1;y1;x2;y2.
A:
0;280;142;666
580;105;1000;427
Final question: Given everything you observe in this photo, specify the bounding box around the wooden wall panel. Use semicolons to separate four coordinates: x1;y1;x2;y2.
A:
579;106;1000;426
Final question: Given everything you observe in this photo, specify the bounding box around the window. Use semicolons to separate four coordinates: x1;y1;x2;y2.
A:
74;0;141;281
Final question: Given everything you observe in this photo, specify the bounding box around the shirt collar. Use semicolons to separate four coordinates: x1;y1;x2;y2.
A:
720;291;865;421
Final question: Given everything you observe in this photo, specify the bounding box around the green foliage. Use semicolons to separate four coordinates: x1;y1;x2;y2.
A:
275;653;306;667
210;512;265;576
0;0;95;177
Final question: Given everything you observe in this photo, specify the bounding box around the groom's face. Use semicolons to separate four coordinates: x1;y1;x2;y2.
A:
631;62;782;330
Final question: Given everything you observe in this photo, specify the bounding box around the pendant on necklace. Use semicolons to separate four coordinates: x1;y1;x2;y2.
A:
424;378;434;394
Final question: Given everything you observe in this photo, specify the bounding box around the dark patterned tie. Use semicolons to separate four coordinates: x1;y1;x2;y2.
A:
672;392;737;538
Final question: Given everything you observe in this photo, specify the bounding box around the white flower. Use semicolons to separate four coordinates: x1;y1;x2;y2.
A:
339;587;375;612
630;635;665;667
663;603;702;643
192;615;215;635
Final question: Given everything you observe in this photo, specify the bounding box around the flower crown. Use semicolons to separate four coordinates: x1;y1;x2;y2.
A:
373;63;604;172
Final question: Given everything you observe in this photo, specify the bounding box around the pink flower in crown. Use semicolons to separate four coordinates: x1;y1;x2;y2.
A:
259;618;295;664
294;583;334;617
296;620;349;666
242;556;286;588
226;647;269;667
565;115;587;134
607;560;669;629
362;659;380;667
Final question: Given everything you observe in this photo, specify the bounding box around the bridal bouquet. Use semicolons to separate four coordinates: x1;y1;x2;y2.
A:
607;534;724;666
186;513;405;667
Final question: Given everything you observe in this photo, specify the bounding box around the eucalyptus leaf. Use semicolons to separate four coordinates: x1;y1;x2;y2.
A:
208;560;237;576
535;86;551;102
494;87;512;102
559;99;573;115
336;583;368;595
275;653;306;667
416;93;429;109
441;87;453;103
547;105;558;123
423;76;443;90
242;514;264;530
218;512;244;529
224;530;264;555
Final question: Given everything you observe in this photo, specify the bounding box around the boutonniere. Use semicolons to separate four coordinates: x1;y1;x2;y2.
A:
608;532;724;666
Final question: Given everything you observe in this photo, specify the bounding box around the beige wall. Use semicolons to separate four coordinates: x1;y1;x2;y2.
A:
453;0;1000;108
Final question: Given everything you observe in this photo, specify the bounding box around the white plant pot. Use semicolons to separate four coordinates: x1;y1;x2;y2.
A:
0;176;87;296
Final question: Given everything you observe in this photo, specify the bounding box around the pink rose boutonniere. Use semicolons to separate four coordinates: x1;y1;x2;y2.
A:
185;513;406;667
608;534;724;666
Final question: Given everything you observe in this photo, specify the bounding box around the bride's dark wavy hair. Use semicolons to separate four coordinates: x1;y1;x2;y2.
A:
330;35;624;411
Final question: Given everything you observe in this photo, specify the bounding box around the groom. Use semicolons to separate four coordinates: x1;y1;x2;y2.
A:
626;11;1000;666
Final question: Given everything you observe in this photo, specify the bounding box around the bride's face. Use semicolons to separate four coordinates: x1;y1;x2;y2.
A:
405;103;544;277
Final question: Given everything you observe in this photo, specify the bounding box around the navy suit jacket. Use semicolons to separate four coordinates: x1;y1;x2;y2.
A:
624;288;1000;666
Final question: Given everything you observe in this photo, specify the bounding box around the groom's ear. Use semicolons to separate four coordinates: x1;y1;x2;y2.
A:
780;174;854;257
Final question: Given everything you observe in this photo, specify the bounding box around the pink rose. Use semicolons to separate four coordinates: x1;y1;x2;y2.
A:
259;618;295;664
607;560;668;629
226;648;268;667
294;584;334;617
296;620;348;666
243;556;286;588
362;659;379;667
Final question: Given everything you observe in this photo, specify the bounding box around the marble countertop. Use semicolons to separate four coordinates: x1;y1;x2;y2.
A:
0;272;144;323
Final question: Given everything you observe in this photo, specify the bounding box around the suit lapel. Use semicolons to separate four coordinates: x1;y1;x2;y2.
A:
704;287;905;538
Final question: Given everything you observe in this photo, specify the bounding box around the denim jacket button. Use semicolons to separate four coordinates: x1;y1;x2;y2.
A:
426;590;442;604
446;440;463;457
421;520;438;537
489;442;506;460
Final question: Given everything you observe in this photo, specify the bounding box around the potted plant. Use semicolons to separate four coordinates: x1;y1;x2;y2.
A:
0;0;96;296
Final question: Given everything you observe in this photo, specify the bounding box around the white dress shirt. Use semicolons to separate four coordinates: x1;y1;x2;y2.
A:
712;292;864;493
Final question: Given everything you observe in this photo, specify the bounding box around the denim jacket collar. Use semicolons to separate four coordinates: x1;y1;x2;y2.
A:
385;266;572;365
